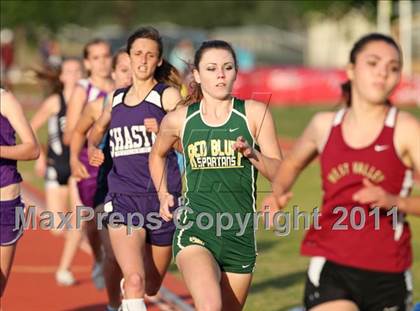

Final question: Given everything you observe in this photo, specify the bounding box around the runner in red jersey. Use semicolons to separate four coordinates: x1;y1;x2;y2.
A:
266;33;420;311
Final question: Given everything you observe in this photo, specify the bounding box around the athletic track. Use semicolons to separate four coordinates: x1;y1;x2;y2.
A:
2;182;194;311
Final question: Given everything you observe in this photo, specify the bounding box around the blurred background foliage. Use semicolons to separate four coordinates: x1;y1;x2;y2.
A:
1;0;377;32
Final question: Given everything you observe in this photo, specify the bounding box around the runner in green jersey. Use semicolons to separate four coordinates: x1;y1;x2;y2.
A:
150;40;282;310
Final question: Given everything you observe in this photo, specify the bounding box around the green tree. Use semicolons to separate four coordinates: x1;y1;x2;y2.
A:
1;0;376;31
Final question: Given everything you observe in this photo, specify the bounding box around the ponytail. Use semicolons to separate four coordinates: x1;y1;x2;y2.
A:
155;59;183;89
33;65;63;94
179;80;203;106
341;80;352;107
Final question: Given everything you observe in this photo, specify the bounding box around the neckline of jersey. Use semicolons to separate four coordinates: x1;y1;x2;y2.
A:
121;83;159;108
87;78;109;95
338;107;390;151
199;97;234;128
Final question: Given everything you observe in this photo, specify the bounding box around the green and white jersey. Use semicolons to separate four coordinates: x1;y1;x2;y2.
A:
181;97;258;232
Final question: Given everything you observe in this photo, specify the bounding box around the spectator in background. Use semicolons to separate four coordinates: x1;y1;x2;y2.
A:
39;35;63;69
235;46;255;72
169;39;194;78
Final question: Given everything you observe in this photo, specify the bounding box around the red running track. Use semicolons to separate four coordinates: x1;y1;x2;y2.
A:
1;183;193;311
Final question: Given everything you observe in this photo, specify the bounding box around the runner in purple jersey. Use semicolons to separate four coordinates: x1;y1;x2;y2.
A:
71;79;110;207
64;38;113;209
63;38;114;290
106;83;181;195
76;49;132;311
0;89;40;297
70;79;109;210
89;27;182;311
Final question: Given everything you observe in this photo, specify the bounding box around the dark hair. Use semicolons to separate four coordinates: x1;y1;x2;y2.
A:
341;33;402;107
83;38;110;60
127;27;162;57
181;40;238;106
34;57;81;94
126;27;182;89
112;48;128;70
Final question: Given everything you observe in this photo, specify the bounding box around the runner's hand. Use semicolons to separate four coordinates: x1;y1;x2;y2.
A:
233;136;255;158
158;192;175;222
262;192;293;228
353;178;398;209
88;145;105;167
70;158;90;180
144;118;159;133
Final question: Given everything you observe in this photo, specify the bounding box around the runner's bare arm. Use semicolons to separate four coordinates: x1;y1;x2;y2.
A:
0;91;40;160
69;102;102;179
162;86;182;112
234;100;282;181
30;94;60;132
63;84;87;145
70;103;97;160
267;112;333;208
396;114;420;215
150;108;184;193
30;94;60;176
149;108;185;221
88;98;112;148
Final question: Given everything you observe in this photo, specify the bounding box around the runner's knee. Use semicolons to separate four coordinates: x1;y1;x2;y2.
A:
195;298;222;311
124;272;145;295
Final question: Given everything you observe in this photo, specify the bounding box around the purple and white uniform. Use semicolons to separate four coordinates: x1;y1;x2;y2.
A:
77;79;107;208
0;88;25;245
104;83;181;245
